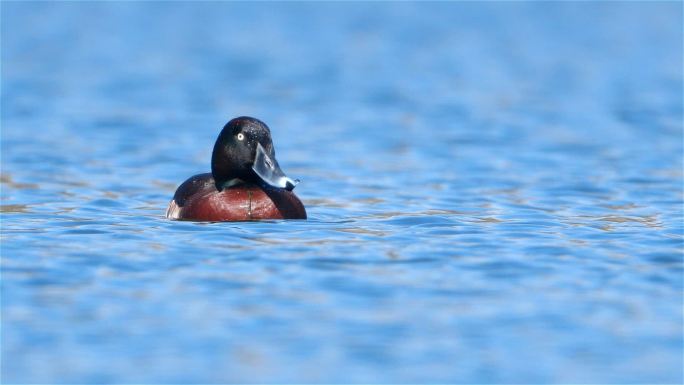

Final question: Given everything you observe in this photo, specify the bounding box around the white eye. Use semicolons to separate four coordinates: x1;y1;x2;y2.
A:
237;133;244;141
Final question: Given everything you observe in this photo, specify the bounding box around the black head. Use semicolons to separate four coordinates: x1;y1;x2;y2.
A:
211;117;299;192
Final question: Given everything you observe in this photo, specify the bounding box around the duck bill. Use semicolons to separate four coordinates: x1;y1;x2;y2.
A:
252;143;299;191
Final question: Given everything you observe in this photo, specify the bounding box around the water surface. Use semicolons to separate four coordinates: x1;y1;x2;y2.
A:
1;2;683;383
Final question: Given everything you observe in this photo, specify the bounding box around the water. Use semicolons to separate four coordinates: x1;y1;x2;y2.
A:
1;2;682;383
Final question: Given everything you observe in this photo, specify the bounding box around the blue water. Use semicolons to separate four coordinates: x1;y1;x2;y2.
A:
1;2;682;383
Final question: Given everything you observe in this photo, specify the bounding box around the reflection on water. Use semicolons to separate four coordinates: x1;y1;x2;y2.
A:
2;2;683;384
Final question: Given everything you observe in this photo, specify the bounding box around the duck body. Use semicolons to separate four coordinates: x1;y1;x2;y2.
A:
166;173;306;221
166;117;307;222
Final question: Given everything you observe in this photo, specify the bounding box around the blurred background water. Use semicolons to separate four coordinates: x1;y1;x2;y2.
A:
1;2;682;383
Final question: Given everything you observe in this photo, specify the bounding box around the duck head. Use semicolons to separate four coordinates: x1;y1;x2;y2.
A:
211;117;299;192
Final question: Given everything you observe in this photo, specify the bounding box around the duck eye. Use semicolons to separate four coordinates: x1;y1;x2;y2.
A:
237;133;245;141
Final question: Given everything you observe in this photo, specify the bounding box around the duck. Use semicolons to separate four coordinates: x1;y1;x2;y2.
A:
166;117;306;221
